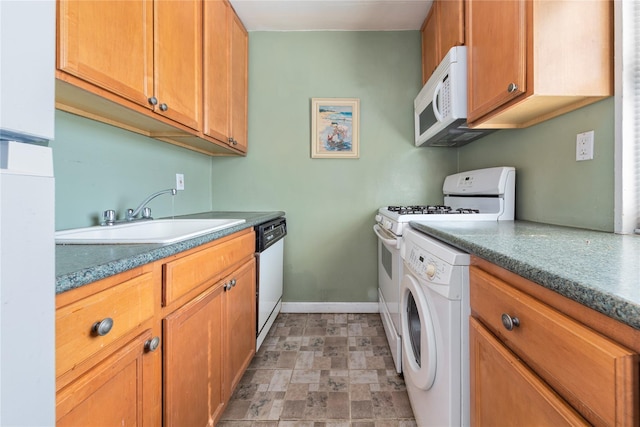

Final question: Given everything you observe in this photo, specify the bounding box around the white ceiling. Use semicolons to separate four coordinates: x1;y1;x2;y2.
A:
228;0;433;31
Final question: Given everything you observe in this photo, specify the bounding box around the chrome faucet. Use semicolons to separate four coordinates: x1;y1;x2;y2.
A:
102;188;177;225
126;188;177;221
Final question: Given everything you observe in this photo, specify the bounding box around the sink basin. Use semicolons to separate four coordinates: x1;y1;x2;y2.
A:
55;218;246;244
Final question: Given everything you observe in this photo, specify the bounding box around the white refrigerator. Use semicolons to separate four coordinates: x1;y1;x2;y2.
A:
0;1;56;425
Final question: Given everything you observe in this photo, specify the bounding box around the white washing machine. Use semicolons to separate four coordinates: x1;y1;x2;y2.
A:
400;227;470;427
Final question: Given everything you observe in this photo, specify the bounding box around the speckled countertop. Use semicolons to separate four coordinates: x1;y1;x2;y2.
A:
56;211;285;294
409;220;640;330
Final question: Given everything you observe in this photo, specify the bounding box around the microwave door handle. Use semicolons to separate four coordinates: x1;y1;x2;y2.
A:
432;80;443;121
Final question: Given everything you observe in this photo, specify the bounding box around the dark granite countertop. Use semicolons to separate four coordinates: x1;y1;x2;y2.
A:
56;211;285;294
409;220;640;330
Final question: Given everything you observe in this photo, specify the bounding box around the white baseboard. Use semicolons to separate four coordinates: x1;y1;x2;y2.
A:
281;302;379;314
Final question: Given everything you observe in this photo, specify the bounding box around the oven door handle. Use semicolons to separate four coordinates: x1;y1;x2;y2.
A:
373;224;400;250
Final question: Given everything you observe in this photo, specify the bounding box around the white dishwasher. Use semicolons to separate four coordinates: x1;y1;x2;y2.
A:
255;217;286;350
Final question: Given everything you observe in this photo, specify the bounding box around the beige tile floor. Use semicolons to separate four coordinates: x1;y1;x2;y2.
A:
219;313;417;427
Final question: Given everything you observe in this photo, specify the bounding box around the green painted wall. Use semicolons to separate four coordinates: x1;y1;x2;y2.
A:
458;98;615;232
52;111;213;230
209;31;457;303
51;29;615;304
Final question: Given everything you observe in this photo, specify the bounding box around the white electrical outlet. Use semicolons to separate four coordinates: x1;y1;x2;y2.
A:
576;131;594;161
176;173;185;190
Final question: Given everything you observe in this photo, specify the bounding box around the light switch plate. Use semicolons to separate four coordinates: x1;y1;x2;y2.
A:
176;173;185;190
576;131;594;161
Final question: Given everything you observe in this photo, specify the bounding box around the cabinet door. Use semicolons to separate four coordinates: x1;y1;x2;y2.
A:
466;0;527;124
163;283;225;427
225;258;256;397
470;318;589;427
203;0;231;144
421;2;439;85
57;0;153;108
229;11;249;153
438;0;464;57
56;330;161;427
154;0;202;130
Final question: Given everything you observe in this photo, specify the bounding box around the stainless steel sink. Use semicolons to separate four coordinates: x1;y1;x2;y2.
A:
55;218;246;244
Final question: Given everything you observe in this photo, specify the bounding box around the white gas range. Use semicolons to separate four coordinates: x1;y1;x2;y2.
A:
374;166;515;374
376;166;516;237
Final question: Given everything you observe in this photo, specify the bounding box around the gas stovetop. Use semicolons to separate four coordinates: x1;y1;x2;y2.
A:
386;205;480;215
376;167;516;236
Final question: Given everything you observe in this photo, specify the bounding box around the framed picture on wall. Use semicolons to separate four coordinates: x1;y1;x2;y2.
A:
311;98;360;159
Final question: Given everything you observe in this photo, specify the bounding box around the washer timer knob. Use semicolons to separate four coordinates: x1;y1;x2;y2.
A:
426;264;436;279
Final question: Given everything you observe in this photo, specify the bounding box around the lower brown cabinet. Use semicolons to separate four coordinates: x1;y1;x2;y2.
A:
55;264;162;427
163;257;256;426
56;329;162;427
223;258;257;398
56;229;256;426
470;257;639;427
163;280;226;426
470;318;588;426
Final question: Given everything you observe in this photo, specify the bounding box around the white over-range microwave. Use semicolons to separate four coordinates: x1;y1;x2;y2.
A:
414;46;494;147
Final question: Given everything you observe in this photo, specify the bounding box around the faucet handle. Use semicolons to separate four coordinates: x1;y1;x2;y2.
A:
142;207;152;219
103;210;116;226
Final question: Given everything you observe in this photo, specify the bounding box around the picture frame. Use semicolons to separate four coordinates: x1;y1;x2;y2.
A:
311;98;360;159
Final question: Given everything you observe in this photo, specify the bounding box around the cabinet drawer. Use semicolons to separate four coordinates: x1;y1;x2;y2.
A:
56;271;155;378
470;266;638;427
163;231;254;305
470;317;588;426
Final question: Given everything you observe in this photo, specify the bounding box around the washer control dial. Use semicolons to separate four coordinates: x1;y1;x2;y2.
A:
425;263;437;279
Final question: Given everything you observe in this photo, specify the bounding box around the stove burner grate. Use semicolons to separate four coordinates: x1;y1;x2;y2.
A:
453;208;480;214
387;205;479;215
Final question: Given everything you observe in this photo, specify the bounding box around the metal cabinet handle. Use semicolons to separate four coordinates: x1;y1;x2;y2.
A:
144;336;160;352
228;137;238;146
507;83;518;93
148;97;158;106
92;318;114;336
159;103;168;112
232;139;238;146
501;313;520;331
223;279;237;291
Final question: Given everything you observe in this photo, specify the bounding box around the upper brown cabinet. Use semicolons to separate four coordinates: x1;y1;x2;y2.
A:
466;0;613;129
153;0;202;131
229;12;249;153
420;0;464;85
204;0;248;153
57;0;200;130
56;0;248;156
57;0;154;108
